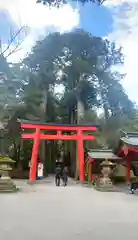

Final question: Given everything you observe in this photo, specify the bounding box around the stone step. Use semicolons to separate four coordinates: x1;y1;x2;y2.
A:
0;179;18;192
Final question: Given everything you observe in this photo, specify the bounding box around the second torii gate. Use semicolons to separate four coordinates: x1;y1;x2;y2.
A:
19;119;99;183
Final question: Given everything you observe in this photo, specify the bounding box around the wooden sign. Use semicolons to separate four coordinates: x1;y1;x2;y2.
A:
37;163;44;177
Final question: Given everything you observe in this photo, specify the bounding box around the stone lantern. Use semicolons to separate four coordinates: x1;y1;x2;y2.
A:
96;159;116;191
0;156;18;192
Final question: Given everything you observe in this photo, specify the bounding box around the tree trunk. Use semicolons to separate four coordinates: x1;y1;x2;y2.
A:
40;88;48;173
98;73;110;121
17;143;21;164
75;99;85;180
69;108;75;176
77;99;85;124
12;140;18;167
103;102;110;120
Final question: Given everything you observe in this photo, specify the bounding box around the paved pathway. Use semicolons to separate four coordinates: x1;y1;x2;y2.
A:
0;178;138;240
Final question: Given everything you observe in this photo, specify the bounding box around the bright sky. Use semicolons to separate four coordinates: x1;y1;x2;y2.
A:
104;0;138;104
0;0;138;103
0;0;79;61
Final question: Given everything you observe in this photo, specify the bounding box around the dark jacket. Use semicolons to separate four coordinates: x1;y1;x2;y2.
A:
62;167;68;181
55;166;62;177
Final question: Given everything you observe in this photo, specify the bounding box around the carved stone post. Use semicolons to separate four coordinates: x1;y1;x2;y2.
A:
0;156;18;192
95;159;116;191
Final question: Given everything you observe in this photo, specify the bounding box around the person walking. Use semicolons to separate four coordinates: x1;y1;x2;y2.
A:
55;164;62;186
130;164;138;194
62;166;68;186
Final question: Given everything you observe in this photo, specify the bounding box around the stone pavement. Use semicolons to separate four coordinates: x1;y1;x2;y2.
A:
1;177;138;240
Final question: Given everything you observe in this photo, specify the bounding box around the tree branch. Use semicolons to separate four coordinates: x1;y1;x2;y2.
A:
37;0;105;6
1;26;27;57
5;39;25;59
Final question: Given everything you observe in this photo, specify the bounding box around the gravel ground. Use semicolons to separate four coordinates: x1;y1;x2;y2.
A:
0;177;138;240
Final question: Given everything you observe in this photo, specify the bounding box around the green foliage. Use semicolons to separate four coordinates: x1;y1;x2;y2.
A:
0;56;19;112
19;141;33;170
101;71;135;118
37;0;105;7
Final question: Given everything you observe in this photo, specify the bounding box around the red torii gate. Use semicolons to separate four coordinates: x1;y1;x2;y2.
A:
19;119;98;183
